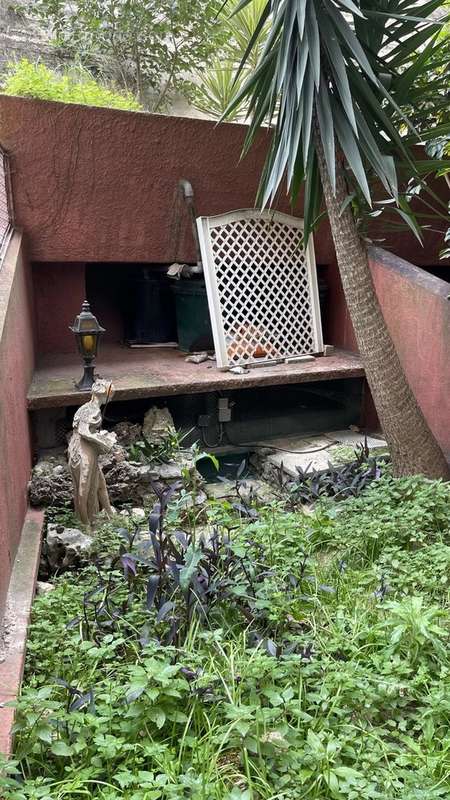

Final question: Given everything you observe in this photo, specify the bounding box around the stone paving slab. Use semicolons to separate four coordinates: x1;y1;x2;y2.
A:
261;430;387;478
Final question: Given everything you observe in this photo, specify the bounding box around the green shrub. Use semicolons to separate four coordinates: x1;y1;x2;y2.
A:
311;475;450;564
2;476;450;799
1;59;142;111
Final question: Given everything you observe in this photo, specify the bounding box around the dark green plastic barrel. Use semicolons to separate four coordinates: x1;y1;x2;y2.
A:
171;279;214;353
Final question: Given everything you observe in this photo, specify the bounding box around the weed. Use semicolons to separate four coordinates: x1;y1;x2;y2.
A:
2;474;450;799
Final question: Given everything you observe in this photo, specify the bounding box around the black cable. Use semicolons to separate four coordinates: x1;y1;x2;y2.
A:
223;427;339;455
200;422;224;449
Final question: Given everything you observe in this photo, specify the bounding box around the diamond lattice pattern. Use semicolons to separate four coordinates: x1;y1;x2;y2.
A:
208;215;319;366
0;154;11;256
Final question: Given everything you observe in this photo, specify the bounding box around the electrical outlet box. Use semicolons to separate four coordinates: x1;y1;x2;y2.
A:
218;397;232;423
198;414;212;428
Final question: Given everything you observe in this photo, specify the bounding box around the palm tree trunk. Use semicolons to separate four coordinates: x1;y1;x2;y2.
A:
314;129;449;479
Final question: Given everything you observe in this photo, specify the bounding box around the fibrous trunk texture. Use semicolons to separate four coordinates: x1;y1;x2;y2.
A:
315;132;450;479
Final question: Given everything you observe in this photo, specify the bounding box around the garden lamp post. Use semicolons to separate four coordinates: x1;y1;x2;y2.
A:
70;300;105;391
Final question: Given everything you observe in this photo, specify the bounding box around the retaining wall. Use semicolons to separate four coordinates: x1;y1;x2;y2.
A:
369;247;450;455
0;232;35;620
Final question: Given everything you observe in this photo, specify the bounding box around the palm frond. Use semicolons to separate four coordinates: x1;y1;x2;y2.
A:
223;0;447;241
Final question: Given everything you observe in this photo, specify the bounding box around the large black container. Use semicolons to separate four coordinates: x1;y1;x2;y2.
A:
171;279;214;352
124;266;177;345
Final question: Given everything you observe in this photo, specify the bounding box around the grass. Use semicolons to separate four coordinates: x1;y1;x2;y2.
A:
1;474;449;799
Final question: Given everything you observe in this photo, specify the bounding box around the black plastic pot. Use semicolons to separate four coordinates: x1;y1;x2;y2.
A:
171;279;214;353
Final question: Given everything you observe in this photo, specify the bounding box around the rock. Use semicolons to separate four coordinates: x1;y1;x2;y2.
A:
177;489;208;509
131;507;146;521
132;530;153;557
238;479;278;506
99;442;129;470
229;366;249;375
29;439;203;510
112;421;143;448
157;462;184;480
205;481;234;501
36;581;54;595
205;479;277;506
97;506;117;518
185;352;208;364
142;406;175;443
53;465;66;476
46;524;93;570
29;457;72;508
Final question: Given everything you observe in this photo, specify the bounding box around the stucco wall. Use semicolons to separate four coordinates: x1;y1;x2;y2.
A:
0;233;35;620
0;95;335;264
32;262;86;354
369;247;450;455
0;95;446;270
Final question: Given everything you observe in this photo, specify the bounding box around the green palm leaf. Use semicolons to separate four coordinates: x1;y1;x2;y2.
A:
223;0;448;242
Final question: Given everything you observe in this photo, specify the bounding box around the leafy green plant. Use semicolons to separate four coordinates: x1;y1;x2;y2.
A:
2;474;450;799
25;0;226;109
192;0;270;120
129;427;192;465
2;59;142;110
378;596;448;667
274;443;388;506
375;542;450;601
192;60;249;121
311;474;450;563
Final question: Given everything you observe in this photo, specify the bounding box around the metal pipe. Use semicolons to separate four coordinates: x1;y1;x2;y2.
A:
178;179;203;274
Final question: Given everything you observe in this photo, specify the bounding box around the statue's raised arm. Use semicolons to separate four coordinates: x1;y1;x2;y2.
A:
68;380;117;527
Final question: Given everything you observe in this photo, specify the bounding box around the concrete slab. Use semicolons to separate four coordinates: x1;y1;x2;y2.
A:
327;430;387;449
27;345;364;410
260;430;387;478
0;509;44;755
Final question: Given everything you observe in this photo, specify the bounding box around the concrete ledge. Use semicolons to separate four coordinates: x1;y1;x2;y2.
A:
0;508;44;755
28;345;364;410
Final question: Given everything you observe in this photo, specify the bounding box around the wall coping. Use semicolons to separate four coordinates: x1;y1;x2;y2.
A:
0;93;249;144
369;246;450;300
0;230;23;343
0;508;44;756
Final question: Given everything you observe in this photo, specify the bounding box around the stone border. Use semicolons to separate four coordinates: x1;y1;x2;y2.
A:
0;508;44;755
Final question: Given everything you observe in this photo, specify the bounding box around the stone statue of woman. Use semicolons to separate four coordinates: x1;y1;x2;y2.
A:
68;380;117;527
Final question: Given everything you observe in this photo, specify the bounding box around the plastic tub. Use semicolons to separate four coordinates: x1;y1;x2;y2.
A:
171;279;214;353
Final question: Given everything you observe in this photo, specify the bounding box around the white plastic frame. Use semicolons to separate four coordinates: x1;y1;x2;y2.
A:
196;209;323;369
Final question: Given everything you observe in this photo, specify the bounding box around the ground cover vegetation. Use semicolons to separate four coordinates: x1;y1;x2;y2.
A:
1;464;450;799
1;60;142;110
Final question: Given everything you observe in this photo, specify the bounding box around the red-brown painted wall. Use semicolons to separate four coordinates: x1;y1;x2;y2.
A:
369;247;450;456
0;95;335;264
0;95;445;269
0;99;446;405
0;96;447;359
0;233;35;620
32;262;86;354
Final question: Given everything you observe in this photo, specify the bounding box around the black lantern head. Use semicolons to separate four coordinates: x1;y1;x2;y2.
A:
70;300;105;391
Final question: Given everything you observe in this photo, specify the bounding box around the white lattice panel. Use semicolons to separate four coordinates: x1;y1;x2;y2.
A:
0;148;13;263
196;209;323;369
